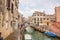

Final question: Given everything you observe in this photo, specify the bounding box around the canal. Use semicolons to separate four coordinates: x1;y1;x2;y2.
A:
23;27;59;40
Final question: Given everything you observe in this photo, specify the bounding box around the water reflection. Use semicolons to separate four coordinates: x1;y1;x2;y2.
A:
24;27;59;40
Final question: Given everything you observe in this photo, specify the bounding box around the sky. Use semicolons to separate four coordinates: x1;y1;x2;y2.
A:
18;0;60;18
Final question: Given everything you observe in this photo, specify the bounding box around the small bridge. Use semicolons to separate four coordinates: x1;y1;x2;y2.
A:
19;22;48;40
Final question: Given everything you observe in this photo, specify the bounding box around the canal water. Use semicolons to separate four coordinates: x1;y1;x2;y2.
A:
24;27;59;40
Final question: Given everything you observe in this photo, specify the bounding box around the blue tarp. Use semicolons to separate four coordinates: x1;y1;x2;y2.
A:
44;31;57;37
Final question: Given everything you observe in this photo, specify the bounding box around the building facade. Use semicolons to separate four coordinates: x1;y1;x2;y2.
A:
18;13;24;29
32;11;55;26
50;6;60;36
18;13;23;24
55;6;60;22
28;16;32;23
0;0;19;39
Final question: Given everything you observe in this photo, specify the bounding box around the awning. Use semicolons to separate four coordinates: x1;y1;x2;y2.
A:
44;31;57;37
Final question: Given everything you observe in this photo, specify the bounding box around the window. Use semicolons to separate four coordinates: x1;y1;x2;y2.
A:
47;22;49;26
18;15;20;18
40;18;42;23
34;21;36;23
34;18;36;23
47;18;49;20
37;18;39;21
0;6;2;12
11;3;13;13
15;1;18;8
37;22;39;26
6;23;8;30
11;21;16;30
0;2;2;12
43;14;45;16
0;21;1;27
5;21;8;30
40;18;42;20
13;0;14;1
37;14;39;16
2;22;4;27
34;18;36;21
40;13;42;16
33;13;36;16
0;0;2;5
7;0;10;10
11;21;12;27
43;18;45;20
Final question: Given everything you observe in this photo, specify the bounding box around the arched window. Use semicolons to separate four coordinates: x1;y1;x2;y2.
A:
47;22;49;26
0;0;2;12
0;0;2;5
7;0;10;10
11;3;13;13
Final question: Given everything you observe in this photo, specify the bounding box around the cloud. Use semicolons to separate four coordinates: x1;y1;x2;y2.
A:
18;0;60;18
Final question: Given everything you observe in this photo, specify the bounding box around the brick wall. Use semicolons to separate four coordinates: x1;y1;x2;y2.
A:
55;6;60;22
